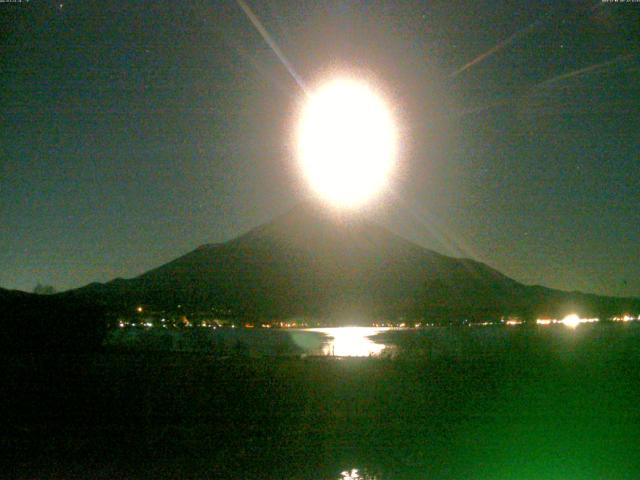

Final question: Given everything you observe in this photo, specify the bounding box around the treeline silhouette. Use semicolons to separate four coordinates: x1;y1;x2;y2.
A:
1;288;107;352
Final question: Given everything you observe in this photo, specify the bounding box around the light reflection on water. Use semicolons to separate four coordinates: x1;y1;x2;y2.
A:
303;327;390;357
338;468;377;480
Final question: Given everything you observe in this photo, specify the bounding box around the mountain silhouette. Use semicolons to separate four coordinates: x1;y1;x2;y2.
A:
60;202;639;322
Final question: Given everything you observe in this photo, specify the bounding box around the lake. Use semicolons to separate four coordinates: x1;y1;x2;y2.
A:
7;323;640;479
105;324;395;357
300;327;391;356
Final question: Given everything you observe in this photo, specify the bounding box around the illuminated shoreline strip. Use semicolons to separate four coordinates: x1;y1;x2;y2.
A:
536;314;600;328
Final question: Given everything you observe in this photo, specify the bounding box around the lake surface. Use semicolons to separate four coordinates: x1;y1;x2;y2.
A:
10;323;640;479
106;324;395;357
301;327;391;356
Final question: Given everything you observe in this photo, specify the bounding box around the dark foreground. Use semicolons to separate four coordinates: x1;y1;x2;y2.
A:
3;325;640;479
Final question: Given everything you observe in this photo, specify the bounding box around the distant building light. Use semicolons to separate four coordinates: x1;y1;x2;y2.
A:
136;306;143;313
612;314;635;322
561;314;599;328
562;314;581;328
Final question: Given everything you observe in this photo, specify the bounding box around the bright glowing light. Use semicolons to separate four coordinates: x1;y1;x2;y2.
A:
297;78;396;208
562;314;581;328
560;314;599;328
340;468;362;480
306;327;389;357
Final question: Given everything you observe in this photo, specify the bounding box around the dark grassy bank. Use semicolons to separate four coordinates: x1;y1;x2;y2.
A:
3;325;640;479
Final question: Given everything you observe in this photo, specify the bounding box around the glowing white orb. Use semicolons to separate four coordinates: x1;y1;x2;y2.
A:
297;78;396;208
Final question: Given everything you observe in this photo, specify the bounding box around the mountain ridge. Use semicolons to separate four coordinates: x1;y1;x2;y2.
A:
54;202;639;322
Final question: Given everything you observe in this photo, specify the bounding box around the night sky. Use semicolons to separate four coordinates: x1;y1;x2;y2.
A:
2;0;639;297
